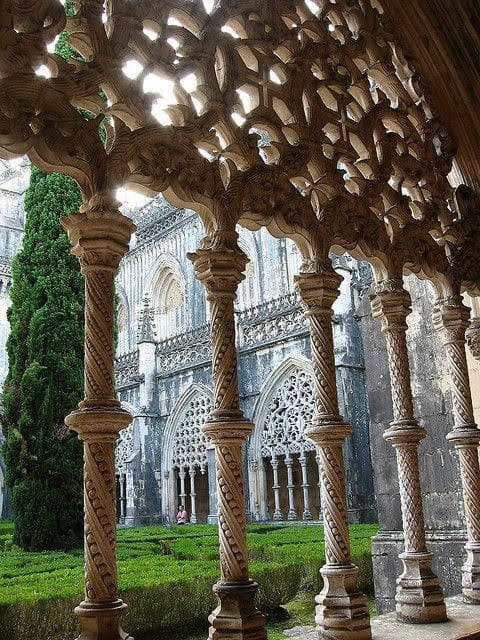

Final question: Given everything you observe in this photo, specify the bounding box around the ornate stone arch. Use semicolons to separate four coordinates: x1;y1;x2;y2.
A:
161;384;214;520
251;355;316;461
115;401;137;474
236;228;260;310
116;284;131;355
144;254;186;339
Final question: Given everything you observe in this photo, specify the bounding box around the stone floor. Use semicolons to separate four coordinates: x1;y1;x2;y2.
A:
284;596;480;639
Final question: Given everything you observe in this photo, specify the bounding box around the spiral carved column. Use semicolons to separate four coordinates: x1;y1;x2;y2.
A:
433;298;480;603
295;268;371;640
63;206;135;640
371;280;446;623
188;234;266;640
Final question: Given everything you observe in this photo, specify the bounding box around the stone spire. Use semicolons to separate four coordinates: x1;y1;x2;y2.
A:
137;296;156;343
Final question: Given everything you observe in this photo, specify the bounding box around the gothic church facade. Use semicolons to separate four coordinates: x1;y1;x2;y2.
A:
114;195;377;526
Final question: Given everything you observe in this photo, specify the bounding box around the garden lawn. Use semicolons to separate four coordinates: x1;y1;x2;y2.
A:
0;522;378;640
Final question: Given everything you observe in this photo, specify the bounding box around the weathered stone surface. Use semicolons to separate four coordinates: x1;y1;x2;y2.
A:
284;596;480;640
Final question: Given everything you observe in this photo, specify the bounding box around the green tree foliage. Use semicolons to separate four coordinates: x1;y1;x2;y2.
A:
1;167;85;551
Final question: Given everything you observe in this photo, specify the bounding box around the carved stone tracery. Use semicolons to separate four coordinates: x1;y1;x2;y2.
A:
172;392;212;473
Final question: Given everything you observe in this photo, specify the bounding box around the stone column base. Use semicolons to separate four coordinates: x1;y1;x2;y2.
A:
462;541;480;604
74;600;132;640
208;580;267;640
395;552;447;623
315;565;372;640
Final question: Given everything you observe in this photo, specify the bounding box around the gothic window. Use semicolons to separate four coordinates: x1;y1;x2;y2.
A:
151;264;185;339
261;368;316;458
115;424;134;474
285;239;302;292
117;302;129;355
172;392;212;472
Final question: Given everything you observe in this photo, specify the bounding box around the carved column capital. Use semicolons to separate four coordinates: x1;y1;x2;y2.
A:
370;278;412;332
294;268;343;315
432;297;470;344
62;207;135;275
187;238;248;302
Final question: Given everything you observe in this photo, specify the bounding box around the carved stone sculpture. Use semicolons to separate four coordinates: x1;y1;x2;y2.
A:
63;201;135;640
296;266;371;640
433;299;480;604
188;233;266;640
371;279;446;623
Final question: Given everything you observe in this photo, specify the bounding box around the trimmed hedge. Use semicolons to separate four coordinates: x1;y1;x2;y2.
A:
0;523;377;639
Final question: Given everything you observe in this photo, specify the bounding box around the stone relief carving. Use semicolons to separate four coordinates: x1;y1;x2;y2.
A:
261;368;316;458
115;424;134;474
115;351;140;388
172;392;212;473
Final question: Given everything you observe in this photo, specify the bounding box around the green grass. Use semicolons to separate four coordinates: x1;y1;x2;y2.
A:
0;522;378;640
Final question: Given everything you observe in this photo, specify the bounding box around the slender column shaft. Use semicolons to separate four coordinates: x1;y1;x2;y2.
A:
188;235;266;640
316;454;322;520
179;469;187;510
299;453;313;521
271;457;283;521
119;474;126;520
285;455;297;520
189;469;197;524
371;280;446;623
63;206;135;640
434;299;480;603
296;268;371;640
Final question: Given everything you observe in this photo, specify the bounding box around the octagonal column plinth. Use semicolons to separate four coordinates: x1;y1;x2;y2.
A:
434;300;480;604
296;268;371;640
188;235;266;640
63;206;135;640
371;281;446;624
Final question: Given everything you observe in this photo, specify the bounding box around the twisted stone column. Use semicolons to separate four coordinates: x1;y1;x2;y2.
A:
433;298;480;603
371;280;446;623
189;468;197;524
299;453;313;521
188;235;266;640
271;456;283;521
296;268;371;640
63;206;135;640
285;455;297;520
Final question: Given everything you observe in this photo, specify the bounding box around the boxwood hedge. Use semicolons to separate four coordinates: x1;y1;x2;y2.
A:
0;523;377;639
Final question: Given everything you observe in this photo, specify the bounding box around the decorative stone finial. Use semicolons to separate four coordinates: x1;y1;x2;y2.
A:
137;295;156;343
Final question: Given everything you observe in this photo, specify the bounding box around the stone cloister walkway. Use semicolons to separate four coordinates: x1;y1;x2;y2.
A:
284;596;480;640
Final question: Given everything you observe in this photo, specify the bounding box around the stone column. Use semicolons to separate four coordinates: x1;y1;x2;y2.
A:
249;459;261;522
119;475;126;522
316;454;322;520
207;445;219;524
189;468;198;524
299;453;313;521
188;235;266;640
63;205;135;640
271;456;283;521
179;468;187;509
285;455;297;520
433;297;480;603
296;267;371;640
371;280;446;623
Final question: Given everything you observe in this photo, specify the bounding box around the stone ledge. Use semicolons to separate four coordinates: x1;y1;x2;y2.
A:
284;596;480;639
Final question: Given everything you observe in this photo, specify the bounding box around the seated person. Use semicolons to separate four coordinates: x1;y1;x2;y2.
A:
176;505;188;524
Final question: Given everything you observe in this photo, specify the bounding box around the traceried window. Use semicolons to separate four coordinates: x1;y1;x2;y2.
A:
117;303;129;355
151;265;185;339
172;393;212;472
115;424;134;473
261;368;316;458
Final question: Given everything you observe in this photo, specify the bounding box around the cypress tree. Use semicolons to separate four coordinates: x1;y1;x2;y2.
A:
1;0;86;550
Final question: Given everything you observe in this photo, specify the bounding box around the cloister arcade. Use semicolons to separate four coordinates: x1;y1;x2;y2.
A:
1;1;479;639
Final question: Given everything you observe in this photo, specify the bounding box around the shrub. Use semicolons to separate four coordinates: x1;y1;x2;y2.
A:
0;523;377;640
